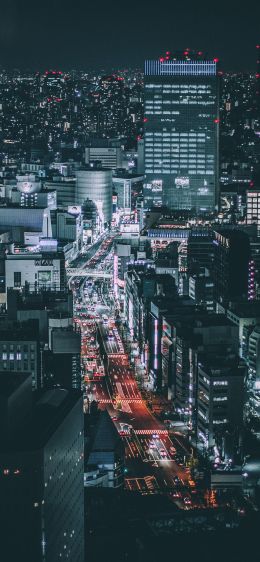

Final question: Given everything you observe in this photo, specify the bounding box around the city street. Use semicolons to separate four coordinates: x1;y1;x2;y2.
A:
70;238;195;503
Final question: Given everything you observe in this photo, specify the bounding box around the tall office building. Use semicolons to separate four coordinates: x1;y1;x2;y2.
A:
0;374;84;561
143;50;219;212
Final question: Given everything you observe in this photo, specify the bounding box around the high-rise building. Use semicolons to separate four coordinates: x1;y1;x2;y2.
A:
213;229;251;307
143;50;219;212
0;375;84;561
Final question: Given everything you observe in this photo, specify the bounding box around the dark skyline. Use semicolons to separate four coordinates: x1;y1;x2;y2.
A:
0;0;259;72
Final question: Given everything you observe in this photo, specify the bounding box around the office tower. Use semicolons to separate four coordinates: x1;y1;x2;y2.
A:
0;374;84;561
213;229;251;307
143;50;219;212
76;163;112;228
85;138;123;169
187;228;215;273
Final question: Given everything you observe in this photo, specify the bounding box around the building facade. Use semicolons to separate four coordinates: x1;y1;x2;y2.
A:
143;51;219;212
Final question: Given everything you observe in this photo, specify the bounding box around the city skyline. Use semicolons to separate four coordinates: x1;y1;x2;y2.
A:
2;7;260;559
0;0;260;71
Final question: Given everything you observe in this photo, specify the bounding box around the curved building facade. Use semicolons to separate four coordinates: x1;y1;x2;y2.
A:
76;166;112;227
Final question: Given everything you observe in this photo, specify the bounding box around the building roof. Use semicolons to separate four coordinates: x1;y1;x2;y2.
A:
0;372;30;398
91;409;121;452
228;302;260;318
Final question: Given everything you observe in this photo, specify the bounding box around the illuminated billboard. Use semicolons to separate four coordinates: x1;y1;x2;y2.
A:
38;270;52;284
175;177;190;188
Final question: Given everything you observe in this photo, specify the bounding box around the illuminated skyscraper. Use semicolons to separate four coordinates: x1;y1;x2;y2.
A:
143;50;219;212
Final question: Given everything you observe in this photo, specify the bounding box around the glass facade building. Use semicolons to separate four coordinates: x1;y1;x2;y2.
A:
76;165;112;227
143;53;219;212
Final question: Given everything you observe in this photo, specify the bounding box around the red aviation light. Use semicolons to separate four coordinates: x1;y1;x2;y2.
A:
214;118;220;123
213;58;219;63
256;45;260;49
184;51;189;55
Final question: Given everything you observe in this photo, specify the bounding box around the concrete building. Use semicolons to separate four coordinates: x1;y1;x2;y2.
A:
44;178;76;207
5;245;66;294
85;138;123;169
7;287;73;341
112;171;143;213
0;207;52;243
197;353;245;458
188;268;214;311
85;409;124;488
0;375;84;562
0;320;40;389
44;327;81;390
226;302;260;357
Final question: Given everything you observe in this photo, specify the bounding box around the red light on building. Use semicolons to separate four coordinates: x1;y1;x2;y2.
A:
256;74;260;79
166;51;170;55
143;118;148;123
198;51;203;55
256;45;260;49
160;57;164;62
250;181;254;187
213;58;219;63
184;51;189;55
214;118;220;123
165;56;169;60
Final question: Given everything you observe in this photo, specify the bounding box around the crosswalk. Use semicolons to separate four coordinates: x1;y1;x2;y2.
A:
134;429;168;435
98;398;143;404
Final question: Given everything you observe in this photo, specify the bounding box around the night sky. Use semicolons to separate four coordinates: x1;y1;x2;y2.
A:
0;0;259;72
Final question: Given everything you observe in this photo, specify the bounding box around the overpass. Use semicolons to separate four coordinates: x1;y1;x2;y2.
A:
66;268;112;279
